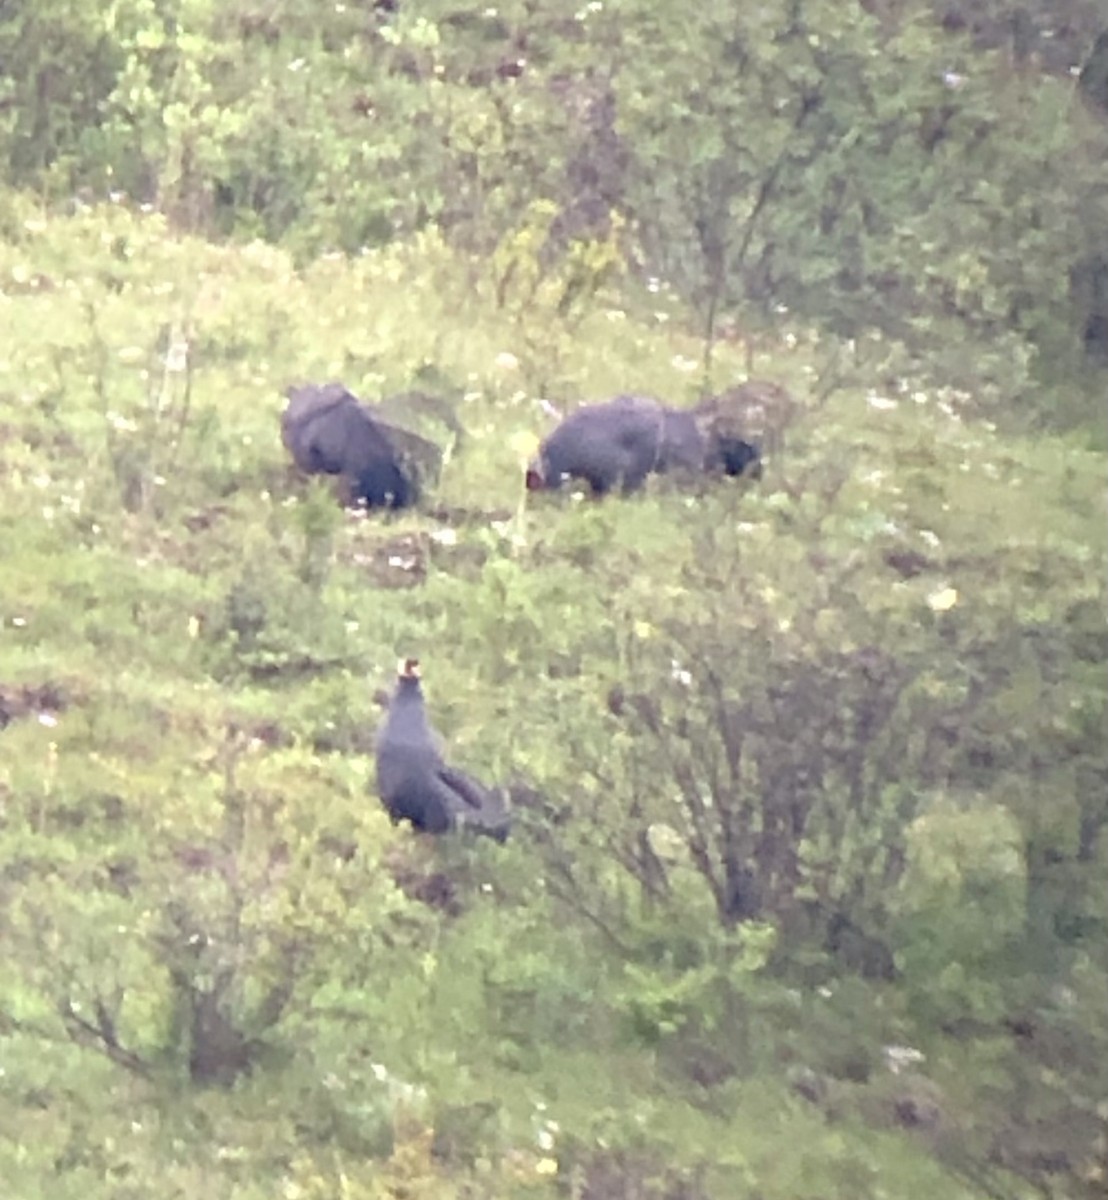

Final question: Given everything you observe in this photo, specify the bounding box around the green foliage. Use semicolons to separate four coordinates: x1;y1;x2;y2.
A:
893;796;1028;1022
615;0;1108;415
4;0;1105;421
1;7;1107;1192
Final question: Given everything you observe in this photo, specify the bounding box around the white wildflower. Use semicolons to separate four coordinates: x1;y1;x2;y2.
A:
927;586;958;612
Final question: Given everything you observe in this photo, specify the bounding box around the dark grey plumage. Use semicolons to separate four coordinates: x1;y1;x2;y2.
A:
525;393;761;497
282;382;441;509
374;659;511;842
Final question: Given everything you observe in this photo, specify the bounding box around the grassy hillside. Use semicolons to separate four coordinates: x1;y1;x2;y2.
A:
1;197;1105;1199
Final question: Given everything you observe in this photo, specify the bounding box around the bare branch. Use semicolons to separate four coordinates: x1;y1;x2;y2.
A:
58;997;152;1078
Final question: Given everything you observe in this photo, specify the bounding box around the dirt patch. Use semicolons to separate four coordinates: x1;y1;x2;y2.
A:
344;526;496;589
182;503;234;534
0;680;73;730
383;841;464;916
346;530;429;588
424;503;514;525
224;717;291;748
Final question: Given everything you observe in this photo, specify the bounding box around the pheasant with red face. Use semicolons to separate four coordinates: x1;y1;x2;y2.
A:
374;659;512;842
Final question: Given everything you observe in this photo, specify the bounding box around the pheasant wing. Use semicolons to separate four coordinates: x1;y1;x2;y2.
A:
436;765;512;841
436;764;492;810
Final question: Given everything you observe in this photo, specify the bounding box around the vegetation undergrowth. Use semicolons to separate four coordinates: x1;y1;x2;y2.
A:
0;190;1104;1200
